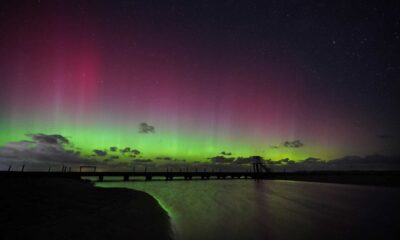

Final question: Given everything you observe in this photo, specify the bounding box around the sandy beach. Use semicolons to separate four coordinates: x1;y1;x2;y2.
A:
0;177;172;240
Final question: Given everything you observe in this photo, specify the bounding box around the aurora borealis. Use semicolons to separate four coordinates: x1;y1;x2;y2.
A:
1;0;399;169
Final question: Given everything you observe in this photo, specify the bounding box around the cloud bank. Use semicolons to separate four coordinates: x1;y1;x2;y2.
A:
283;140;304;148
1;133;399;171
138;122;155;133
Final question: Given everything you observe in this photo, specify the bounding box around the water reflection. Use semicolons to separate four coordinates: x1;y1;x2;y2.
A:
96;180;400;240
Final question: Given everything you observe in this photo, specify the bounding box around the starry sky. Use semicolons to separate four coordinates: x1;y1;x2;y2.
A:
0;0;399;170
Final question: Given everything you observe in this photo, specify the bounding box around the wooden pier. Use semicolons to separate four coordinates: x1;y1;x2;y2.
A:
0;170;269;181
0;161;270;181
0;160;271;182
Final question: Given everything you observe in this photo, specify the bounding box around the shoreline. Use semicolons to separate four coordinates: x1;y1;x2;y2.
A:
0;177;172;240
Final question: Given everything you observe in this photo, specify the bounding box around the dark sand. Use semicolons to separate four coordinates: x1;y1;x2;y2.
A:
0;177;172;240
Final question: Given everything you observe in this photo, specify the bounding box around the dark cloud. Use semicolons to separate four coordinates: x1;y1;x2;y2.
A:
220;151;232;156
138;122;155;133
0;133;152;171
131;149;141;155
209;156;235;164
263;157;321;166
329;155;399;166
283;140;304;148
233;157;253;164
174;159;186;162
110;146;118;151
3;133;398;172
155;156;172;161
93;149;107;156
120;147;131;153
0;134;91;169
132;159;153;163
26;133;69;145
104;155;119;163
274;158;296;164
233;156;264;165
302;157;321;164
265;155;400;171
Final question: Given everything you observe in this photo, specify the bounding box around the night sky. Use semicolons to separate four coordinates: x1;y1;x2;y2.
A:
0;0;399;170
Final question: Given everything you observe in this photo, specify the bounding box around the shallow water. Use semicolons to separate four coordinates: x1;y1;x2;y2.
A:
96;179;400;240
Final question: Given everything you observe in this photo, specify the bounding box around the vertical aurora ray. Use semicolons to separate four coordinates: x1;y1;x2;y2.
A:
0;1;397;168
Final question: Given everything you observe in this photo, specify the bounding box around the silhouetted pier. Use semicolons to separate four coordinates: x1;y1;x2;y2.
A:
2;167;400;186
0;170;269;182
1;161;270;181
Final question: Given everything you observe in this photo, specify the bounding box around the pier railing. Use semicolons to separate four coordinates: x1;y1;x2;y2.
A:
1;161;271;181
0;170;270;181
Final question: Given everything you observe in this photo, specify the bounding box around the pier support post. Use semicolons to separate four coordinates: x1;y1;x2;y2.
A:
98;175;104;182
123;175;129;181
166;176;173;181
145;175;152;181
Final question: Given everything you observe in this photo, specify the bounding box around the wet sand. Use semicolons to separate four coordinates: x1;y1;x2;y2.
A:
0;177;172;240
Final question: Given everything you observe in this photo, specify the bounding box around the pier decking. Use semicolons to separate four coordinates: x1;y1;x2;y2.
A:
1;161;271;181
0;170;268;181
